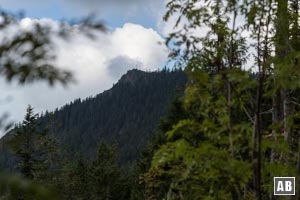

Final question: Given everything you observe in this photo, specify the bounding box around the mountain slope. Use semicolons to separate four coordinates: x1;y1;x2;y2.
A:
0;69;187;168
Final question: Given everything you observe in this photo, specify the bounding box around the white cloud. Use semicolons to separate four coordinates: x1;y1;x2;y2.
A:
0;18;168;136
110;23;167;68
106;55;143;79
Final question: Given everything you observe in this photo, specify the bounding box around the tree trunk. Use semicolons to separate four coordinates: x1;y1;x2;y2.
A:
296;137;300;199
276;0;290;143
253;79;263;200
228;9;237;158
283;90;291;144
271;90;280;162
106;185;110;200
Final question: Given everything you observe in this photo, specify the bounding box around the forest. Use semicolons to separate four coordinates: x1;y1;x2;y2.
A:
0;68;187;169
1;0;300;199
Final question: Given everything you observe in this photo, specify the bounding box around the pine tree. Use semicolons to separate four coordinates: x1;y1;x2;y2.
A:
67;154;91;200
8;105;39;180
89;141;129;200
7;105;69;198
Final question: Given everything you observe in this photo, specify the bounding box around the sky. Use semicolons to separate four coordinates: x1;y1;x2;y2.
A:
0;0;174;135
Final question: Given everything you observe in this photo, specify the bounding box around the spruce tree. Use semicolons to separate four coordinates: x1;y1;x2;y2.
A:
89;141;129;200
9;105;39;180
67;155;91;200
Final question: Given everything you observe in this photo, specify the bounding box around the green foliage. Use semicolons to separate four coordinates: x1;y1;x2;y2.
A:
0;173;63;200
7;105;40;180
140;0;300;199
63;141;131;200
130;94;188;200
2;106;69;199
4;0;300;199
139;63;256;199
66;155;91;199
88;141;130;200
146;139;251;199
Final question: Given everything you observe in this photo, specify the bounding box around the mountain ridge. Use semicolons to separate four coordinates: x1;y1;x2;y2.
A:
0;68;187;168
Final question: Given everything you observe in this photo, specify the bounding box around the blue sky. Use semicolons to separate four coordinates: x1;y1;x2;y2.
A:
0;0;163;32
0;0;172;134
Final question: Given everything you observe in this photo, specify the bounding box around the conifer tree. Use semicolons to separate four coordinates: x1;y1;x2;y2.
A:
9;105;39;180
89;141;129;200
7;105;67;195
67;155;91;200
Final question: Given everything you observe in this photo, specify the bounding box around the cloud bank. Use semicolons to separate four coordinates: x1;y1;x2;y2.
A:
0;18;168;135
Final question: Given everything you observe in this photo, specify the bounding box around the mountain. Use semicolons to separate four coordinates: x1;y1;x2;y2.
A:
0;68;187;168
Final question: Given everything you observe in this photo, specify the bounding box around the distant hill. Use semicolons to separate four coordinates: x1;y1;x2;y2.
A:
0;69;187;168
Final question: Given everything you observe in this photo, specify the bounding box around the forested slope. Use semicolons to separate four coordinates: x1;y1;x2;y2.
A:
1;68;186;168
